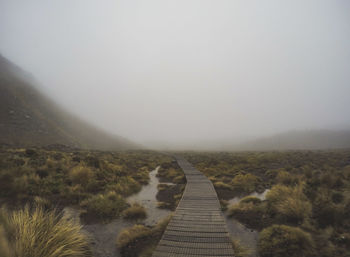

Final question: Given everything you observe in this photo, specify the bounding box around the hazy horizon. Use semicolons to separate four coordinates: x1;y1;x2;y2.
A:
1;0;350;149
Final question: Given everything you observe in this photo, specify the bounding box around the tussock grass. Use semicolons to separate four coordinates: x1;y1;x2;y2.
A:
80;191;128;220
116;225;152;249
0;148;172;206
228;201;265;229
231;173;260;193
108;176;142;196
183;151;350;257
156;161;184;184
116;215;172;257
122;203;147;220
0;205;90;257
240;196;262;204
69;165;94;187
258;225;315;257
266;184;311;224
214;181;232;190
0;226;11;257
231;238;251;257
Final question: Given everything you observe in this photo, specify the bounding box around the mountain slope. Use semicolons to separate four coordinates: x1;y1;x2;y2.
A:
0;54;139;150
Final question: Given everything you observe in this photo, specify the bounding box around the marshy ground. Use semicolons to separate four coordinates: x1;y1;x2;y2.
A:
1;147;350;257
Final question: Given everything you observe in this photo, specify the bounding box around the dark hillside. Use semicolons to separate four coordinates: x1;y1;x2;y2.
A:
0;54;139;150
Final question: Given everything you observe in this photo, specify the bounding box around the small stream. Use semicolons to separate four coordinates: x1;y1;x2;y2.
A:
64;166;269;257
224;189;270;257
64;166;172;257
127;167;173;226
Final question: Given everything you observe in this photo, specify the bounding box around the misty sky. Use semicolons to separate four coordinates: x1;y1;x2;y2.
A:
1;0;350;147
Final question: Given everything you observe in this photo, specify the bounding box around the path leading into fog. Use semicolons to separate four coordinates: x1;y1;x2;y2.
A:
152;157;235;257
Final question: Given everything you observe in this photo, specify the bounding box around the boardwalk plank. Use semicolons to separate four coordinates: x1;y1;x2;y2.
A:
152;157;235;257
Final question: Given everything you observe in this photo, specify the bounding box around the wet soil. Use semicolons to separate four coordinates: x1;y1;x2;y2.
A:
64;167;172;257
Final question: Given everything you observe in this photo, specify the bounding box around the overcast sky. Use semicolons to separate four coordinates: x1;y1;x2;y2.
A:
1;0;350;147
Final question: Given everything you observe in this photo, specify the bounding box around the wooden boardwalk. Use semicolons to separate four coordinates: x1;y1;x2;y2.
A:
153;157;235;257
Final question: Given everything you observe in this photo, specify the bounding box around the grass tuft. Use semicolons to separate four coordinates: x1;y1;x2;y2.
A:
122;203;147;220
80;191;128;221
0;205;90;257
231;238;251;257
116;215;172;257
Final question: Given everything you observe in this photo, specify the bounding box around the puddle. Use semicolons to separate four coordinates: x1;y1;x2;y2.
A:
63;166;172;257
227;189;270;206
63;167;269;257
127;166;172;226
225;189;270;257
84;219;133;257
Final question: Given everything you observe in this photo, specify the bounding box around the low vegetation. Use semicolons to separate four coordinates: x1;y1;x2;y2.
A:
156;159;185;183
116;215;172;257
183;150;350;257
231;239;251;257
0;147;174;219
155;159;185;210
228;197;267;229
156;183;185;210
258;225;315;257
80;191;128;222
0;205;90;257
122;203;147;220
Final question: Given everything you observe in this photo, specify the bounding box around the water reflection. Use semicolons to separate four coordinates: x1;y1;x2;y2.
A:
225;189;270;257
63;166;172;257
227;189;270;205
127;166;172;226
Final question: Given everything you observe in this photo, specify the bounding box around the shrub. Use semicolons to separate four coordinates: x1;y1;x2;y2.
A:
232;174;260;193
80;191;128;220
122;203;147;220
0;205;90;257
69;165;94;187
258;225;315;257
266;184;311;224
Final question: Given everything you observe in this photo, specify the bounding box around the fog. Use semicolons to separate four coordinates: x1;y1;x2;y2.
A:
1;0;350;149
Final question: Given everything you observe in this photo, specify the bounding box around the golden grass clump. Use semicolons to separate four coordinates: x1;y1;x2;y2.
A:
69;165;94;187
258;224;315;257
122;203;147;220
80;191;128;220
266;184;311;224
0;205;90;257
214;181;232;191
239;196;262;204
116;224;152;249
228;201;265;229
116;214;172;256
231;238;251;257
231;173;260;193
0;226;11;257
